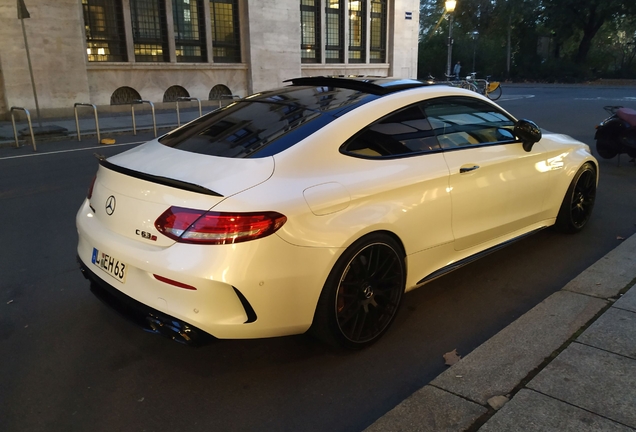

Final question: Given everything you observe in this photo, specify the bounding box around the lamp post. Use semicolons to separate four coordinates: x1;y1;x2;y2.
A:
445;0;457;78
470;30;479;73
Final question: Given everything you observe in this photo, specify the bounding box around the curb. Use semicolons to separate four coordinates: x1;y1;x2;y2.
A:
365;233;636;432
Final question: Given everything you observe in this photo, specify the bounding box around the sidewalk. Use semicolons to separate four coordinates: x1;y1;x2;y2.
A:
366;233;636;431
0;104;215;148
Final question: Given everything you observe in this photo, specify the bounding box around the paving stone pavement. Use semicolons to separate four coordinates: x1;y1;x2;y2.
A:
366;233;636;432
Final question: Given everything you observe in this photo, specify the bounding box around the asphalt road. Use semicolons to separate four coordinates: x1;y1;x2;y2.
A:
1;86;636;432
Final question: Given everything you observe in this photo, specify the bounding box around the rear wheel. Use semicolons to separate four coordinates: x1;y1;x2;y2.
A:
311;233;405;349
486;82;502;100
554;163;597;233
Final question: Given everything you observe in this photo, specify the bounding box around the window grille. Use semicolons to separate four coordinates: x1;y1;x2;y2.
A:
370;0;387;63
82;0;127;62
163;85;190;102
209;84;231;100
173;0;207;62
325;0;344;63
210;0;241;63
301;0;320;63
111;87;141;105
348;0;366;63
130;0;169;62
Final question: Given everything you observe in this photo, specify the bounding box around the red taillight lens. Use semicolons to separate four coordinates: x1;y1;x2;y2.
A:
87;175;97;199
154;206;287;245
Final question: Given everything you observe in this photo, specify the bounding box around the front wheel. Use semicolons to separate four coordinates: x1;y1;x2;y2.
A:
311;233;406;349
460;81;479;93
595;137;619;159
486;82;502;100
554;163;597;233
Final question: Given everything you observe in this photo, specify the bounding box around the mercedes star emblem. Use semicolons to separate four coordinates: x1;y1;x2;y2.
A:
105;195;116;215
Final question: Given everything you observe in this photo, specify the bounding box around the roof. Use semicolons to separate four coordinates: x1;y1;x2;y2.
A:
283;76;432;95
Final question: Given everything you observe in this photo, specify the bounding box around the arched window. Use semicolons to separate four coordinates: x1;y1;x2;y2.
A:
209;84;231;100
110;86;141;105
163;85;190;102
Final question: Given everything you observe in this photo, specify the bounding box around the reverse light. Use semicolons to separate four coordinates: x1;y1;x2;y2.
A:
154;207;287;245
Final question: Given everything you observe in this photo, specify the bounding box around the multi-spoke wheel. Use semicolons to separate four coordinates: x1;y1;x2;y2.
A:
554;163;597;233
311;234;406;349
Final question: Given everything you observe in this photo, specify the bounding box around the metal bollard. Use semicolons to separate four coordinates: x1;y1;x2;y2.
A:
175;97;202;127
131;100;157;137
10;107;36;151
217;94;240;108
74;103;100;143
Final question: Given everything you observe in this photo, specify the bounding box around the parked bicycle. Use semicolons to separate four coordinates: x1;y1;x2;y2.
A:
426;72;502;100
466;72;502;100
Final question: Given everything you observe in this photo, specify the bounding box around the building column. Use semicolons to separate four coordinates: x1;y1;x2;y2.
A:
244;0;301;93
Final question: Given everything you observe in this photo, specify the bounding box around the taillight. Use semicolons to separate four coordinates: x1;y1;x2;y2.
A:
154;206;287;245
87;175;97;199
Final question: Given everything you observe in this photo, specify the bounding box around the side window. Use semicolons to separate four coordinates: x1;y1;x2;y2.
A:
341;105;442;158
423;97;516;150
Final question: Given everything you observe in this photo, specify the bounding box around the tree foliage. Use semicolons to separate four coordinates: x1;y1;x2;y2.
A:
418;0;636;81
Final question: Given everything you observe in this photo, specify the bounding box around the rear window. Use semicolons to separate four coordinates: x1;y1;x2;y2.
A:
159;86;376;158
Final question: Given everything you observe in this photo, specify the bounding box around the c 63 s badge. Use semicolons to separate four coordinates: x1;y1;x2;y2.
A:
136;229;158;241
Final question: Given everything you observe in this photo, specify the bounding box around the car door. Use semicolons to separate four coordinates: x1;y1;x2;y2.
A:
423;96;551;251
338;103;454;282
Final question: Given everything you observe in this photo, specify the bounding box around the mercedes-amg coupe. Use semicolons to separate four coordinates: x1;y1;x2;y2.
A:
77;77;598;349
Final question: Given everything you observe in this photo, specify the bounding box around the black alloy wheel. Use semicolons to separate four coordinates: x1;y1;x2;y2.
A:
311;234;405;349
554;163;597;233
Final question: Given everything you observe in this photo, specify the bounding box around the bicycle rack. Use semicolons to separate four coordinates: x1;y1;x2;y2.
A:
216;94;240;108
10;107;36;151
74;103;100;143
131;100;157;137
175;97;202;127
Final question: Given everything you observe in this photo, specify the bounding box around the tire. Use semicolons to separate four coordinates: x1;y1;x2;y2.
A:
486;83;502;100
311;233;406;349
460;81;478;93
595;137;618;159
554;163;597;233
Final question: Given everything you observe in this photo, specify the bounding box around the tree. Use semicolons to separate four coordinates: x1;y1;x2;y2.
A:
541;0;636;65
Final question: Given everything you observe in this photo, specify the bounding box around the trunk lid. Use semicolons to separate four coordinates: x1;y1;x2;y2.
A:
90;141;274;247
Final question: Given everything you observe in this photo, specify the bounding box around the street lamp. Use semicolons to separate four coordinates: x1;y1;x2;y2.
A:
470;30;479;73
445;0;457;78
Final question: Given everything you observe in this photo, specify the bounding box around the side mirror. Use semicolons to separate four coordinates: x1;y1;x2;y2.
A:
514;119;542;152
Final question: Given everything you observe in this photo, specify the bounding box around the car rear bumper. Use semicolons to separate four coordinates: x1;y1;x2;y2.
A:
79;257;212;345
76;199;340;340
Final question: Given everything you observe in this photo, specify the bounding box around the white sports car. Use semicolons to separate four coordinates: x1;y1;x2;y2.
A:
77;77;598;349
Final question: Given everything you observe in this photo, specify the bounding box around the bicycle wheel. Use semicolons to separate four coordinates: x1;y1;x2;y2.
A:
486;82;502;100
460;81;478;93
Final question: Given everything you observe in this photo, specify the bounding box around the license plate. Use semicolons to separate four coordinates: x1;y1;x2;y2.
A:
91;248;127;283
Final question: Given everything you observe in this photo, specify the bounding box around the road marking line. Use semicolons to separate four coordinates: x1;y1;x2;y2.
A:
0;141;144;160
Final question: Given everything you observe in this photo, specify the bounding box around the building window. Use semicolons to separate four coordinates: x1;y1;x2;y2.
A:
173;0;207;62
325;0;344;63
163;85;190;102
210;0;241;63
130;0;169;62
301;0;320;63
348;0;366;63
111;86;141;104
82;0;127;62
370;0;387;63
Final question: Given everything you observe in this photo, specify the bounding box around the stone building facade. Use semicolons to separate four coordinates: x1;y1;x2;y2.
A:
0;0;419;119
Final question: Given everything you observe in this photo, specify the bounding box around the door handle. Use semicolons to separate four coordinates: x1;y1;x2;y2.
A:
460;165;480;173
